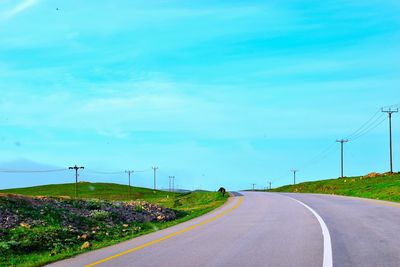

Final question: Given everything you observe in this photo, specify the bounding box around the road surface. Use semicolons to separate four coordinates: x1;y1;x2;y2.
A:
48;192;400;267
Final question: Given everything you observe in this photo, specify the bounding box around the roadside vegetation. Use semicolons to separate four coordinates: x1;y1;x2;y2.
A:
0;183;228;267
1;182;176;202
269;172;400;203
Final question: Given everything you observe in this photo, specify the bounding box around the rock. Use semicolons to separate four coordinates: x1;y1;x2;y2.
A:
364;172;380;178
20;222;30;229
81;241;90;250
78;234;88;240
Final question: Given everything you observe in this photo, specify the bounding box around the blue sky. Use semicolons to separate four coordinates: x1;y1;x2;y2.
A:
0;0;399;190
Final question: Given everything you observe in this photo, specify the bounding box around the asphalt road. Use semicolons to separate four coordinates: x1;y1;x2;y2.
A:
48;192;400;267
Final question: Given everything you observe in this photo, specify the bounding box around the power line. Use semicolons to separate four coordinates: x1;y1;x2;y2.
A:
300;141;337;170
383;102;400;109
85;168;151;175
345;110;383;140
349;116;387;141
85;169;125;175
348;114;387;141
298;104;394;175
133;168;152;173
0;168;68;173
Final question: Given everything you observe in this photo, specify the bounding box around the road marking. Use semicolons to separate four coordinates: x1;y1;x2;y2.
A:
84;196;244;267
286;196;333;267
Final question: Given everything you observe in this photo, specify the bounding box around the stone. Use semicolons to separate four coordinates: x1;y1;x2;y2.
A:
78;234;88;240
20;222;30;229
81;241;90;250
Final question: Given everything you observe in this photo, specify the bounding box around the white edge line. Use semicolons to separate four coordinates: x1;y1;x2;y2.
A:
285;196;333;267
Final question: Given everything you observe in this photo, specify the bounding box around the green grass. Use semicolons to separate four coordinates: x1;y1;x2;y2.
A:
269;173;400;203
0;183;228;267
0;182;176;202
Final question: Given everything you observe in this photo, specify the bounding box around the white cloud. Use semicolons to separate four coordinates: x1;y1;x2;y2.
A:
2;0;39;20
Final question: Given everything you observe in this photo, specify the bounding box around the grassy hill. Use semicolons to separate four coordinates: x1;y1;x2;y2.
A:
0;183;228;267
0;182;176;202
0;182;228;223
269;173;400;203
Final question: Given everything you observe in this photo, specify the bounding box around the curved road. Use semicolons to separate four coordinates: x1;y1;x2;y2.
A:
48;192;400;267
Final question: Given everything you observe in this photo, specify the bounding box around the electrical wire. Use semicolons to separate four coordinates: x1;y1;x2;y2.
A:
299;141;338;171
0;168;68;173
383;102;400;109
85;169;125;175
133;168;152;173
0;168;152;175
345;110;382;140
349;116;387;141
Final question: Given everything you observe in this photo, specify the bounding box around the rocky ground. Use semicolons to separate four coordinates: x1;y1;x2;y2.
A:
0;193;176;260
0;194;176;229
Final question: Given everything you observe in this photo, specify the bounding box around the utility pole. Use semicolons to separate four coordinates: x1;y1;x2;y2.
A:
269;181;272;190
152;166;158;191
169;176;175;192
252;183;256;191
336;139;349;178
125;170;134;198
68;165;84;198
291;169;298;185
382;108;398;174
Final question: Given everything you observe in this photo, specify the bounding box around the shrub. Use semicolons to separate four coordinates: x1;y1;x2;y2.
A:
134;205;143;212
90;210;110;220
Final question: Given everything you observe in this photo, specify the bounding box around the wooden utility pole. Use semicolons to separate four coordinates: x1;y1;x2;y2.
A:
68;165;84;198
169;176;175;192
291;169;298;185
125;170;134;198
336;139;349;178
152;166;158;191
382;108;398;174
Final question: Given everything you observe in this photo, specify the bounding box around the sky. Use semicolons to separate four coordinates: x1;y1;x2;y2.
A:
0;0;399;191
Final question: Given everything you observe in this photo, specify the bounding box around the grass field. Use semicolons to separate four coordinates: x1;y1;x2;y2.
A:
269;173;400;203
0;183;228;267
0;182;175;202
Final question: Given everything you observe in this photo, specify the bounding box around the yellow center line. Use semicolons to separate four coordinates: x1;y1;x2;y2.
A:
85;196;244;267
